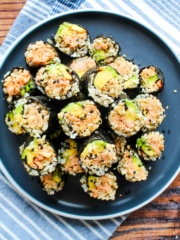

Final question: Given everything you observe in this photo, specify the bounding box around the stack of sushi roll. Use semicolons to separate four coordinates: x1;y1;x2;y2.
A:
2;21;167;199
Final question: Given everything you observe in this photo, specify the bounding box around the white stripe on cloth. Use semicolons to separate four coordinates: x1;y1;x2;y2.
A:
23;5;47;20
27;1;50;16
0;176;75;240
27;203;75;240
0;222;20;240
80;220;104;240
111;217;123;226
0;204;41;240
148;0;179;27
131;0;180;40
21;8;40;22
0;232;8;240
0;193;52;240
31;0;52;12
93;220;112;236
0;174;120;240
53;215;86;240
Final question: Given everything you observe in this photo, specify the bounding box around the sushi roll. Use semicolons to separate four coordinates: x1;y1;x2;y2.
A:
58;139;83;175
89;35;120;65
79;132;118;176
69;56;96;78
35;63;80;100
20;136;58;176
136;131;164;161
5;105;26;135
117;146;148;182
57;100;102;138
135;94;165;132
40;165;64;195
54;22;90;57
2;67;36;103
80;172;118;200
108;98;144;137
84;66;124;107
109;56;139;89
24;41;60;68
139;65;164;93
5;96;55;137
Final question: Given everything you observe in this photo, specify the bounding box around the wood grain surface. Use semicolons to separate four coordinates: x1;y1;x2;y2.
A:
0;1;180;239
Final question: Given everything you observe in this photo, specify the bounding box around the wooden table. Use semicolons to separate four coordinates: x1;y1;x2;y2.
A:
1;1;180;239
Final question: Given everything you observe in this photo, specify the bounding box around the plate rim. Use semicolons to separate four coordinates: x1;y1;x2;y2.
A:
0;9;180;220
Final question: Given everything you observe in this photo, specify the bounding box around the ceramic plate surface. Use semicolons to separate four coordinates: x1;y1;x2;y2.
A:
0;10;180;220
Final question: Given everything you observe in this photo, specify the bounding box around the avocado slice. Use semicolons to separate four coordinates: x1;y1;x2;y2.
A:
132;155;143;167
93;50;106;63
81;140;107;158
136;138;155;157
125;99;142;120
21;139;37;166
146;74;159;85
52;168;62;183
60;102;84;119
57;22;85;37
62;139;78;163
124;75;139;89
6;110;24;134
47;64;72;80
94;66;118;90
20;79;35;96
88;176;96;190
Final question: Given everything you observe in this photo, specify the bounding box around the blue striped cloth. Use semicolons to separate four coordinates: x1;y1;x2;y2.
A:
0;1;179;240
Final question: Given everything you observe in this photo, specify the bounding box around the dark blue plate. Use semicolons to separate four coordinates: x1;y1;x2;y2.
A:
0;10;180;220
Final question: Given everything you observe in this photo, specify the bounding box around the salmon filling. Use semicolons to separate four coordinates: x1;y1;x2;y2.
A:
24;41;59;67
69;56;96;78
3;68;33;102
